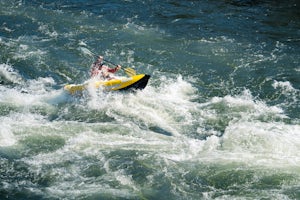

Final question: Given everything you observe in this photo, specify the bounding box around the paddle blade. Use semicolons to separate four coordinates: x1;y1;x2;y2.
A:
124;67;136;76
78;47;95;57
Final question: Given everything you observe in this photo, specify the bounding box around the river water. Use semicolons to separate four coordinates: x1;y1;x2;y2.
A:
0;0;300;199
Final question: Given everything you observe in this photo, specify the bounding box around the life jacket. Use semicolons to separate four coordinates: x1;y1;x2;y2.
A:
91;62;118;80
90;62;104;77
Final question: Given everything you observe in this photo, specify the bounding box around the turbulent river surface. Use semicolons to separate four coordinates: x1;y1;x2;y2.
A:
0;0;300;199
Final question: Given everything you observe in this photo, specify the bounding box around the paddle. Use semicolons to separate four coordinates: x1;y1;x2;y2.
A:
79;47;136;77
103;59;136;77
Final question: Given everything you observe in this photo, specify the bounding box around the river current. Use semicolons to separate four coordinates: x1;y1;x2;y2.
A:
0;0;300;199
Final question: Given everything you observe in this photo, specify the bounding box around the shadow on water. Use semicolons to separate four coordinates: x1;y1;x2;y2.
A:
225;0;261;6
149;126;173;136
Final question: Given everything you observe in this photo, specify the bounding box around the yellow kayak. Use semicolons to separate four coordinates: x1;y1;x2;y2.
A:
64;74;150;95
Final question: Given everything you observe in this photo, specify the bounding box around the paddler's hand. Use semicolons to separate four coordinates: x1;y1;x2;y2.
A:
116;65;121;70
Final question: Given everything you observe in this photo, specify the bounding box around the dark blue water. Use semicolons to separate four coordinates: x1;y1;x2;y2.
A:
1;0;300;199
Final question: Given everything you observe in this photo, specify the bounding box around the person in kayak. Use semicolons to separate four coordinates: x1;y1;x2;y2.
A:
90;55;121;80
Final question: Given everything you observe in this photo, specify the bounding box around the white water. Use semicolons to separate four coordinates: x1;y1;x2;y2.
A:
1;63;299;198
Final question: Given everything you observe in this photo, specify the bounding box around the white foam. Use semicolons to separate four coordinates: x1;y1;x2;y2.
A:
92;75;198;136
0;76;58;107
27;77;56;93
38;23;58;38
272;80;299;107
146;88;300;168
0;124;16;146
13;47;47;60
222;121;300;167
272;80;297;94
0;111;50;147
0;63;24;84
207;89;284;119
0;69;298;199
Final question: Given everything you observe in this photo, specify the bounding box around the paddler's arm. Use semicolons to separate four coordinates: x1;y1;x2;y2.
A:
107;65;121;73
